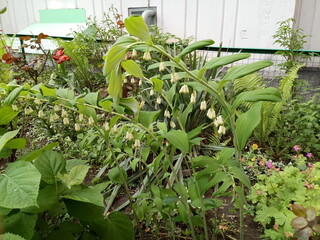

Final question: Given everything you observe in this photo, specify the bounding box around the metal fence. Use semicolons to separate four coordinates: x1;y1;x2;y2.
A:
5;34;320;99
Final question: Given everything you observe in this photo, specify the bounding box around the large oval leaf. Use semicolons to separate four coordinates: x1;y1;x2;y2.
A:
34;150;66;184
235;102;262;150
124;15;151;44
0;161;41;209
104;211;134;240
121;60;144;78
176;39;214;59
203;53;250;69
164;130;189;153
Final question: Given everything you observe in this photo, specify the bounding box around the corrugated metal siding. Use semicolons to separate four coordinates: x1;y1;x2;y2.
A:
0;0;303;49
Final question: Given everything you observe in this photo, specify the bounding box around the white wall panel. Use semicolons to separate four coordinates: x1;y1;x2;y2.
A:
197;0;224;43
162;0;186;39
1;0;309;50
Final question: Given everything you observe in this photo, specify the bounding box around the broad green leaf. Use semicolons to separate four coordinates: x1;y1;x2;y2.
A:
0;106;19;125
34;150;66;184
0;161;41;208
0;129;19;152
62;188;104;207
84;92;99;106
121;60;144;78
138;110;161;128
0;233;26;240
5;138;26;149
103;45;127;75
124;15;151;43
232;87;282;108
16;142;58;162
58;165;90;188
108;167;127;184
165;83;177;105
104;211;134;240
40;84;57;98
151;78;163;93
4;86;24;105
64;199;104;221
66;159;88;171
203;53;250;69
99;99;113;112
176;39;214;59
235;102;262;150
3;212;37;240
56;88;75;100
187;124;204;139
164;130;189;153
229;167;251;188
179;103;193;129
120;97;139;113
22;185;58;213
177;201;187;222
222;60;273;81
107;68;123;101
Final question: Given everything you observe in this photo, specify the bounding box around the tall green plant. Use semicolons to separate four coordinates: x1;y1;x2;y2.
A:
103;15;282;240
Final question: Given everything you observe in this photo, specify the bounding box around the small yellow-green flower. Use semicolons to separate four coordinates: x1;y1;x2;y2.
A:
252;144;259;151
251;158;256;162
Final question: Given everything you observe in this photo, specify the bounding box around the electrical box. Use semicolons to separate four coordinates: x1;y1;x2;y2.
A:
128;7;157;26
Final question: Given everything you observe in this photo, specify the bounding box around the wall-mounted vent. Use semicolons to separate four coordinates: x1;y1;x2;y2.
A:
128;7;157;27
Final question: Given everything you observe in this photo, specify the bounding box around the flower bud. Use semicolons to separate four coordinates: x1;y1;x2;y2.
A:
38;110;44;118
190;91;197;104
139;101;145;109
170;121;176;129
63;117;70;125
61;109;68;117
104;122;110;131
125;132;134;141
130;77;135;84
34;98;42;105
54;105;60;112
123;78;128;83
79;114;84;122
156;96;162;104
207;108;216;119
179;84;189;94
150;90;154;96
88;116;94;125
164;109;170;118
138;80;142;86
112;125;118;133
132;49;137;58
200;101;207;110
214;115;223;126
218;125;226;135
133;139;141;148
159;62;165;71
143;51;151;60
12;105;19;111
75;123;81;131
25;107;34;115
171;73;180;83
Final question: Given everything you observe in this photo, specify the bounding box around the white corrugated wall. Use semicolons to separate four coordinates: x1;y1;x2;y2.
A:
1;0;318;50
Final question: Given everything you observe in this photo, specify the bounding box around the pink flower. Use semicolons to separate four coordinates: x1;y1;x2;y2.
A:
267;161;273;169
307;163;313;168
306;153;313;158
293;145;300;152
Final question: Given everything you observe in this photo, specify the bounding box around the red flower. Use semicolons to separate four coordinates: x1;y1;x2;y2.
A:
53;48;70;64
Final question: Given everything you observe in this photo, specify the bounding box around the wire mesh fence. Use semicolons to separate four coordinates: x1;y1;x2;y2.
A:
5;35;320;100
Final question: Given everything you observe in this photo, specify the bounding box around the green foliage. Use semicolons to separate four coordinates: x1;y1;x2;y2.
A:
273;18;310;71
248;162;320;239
